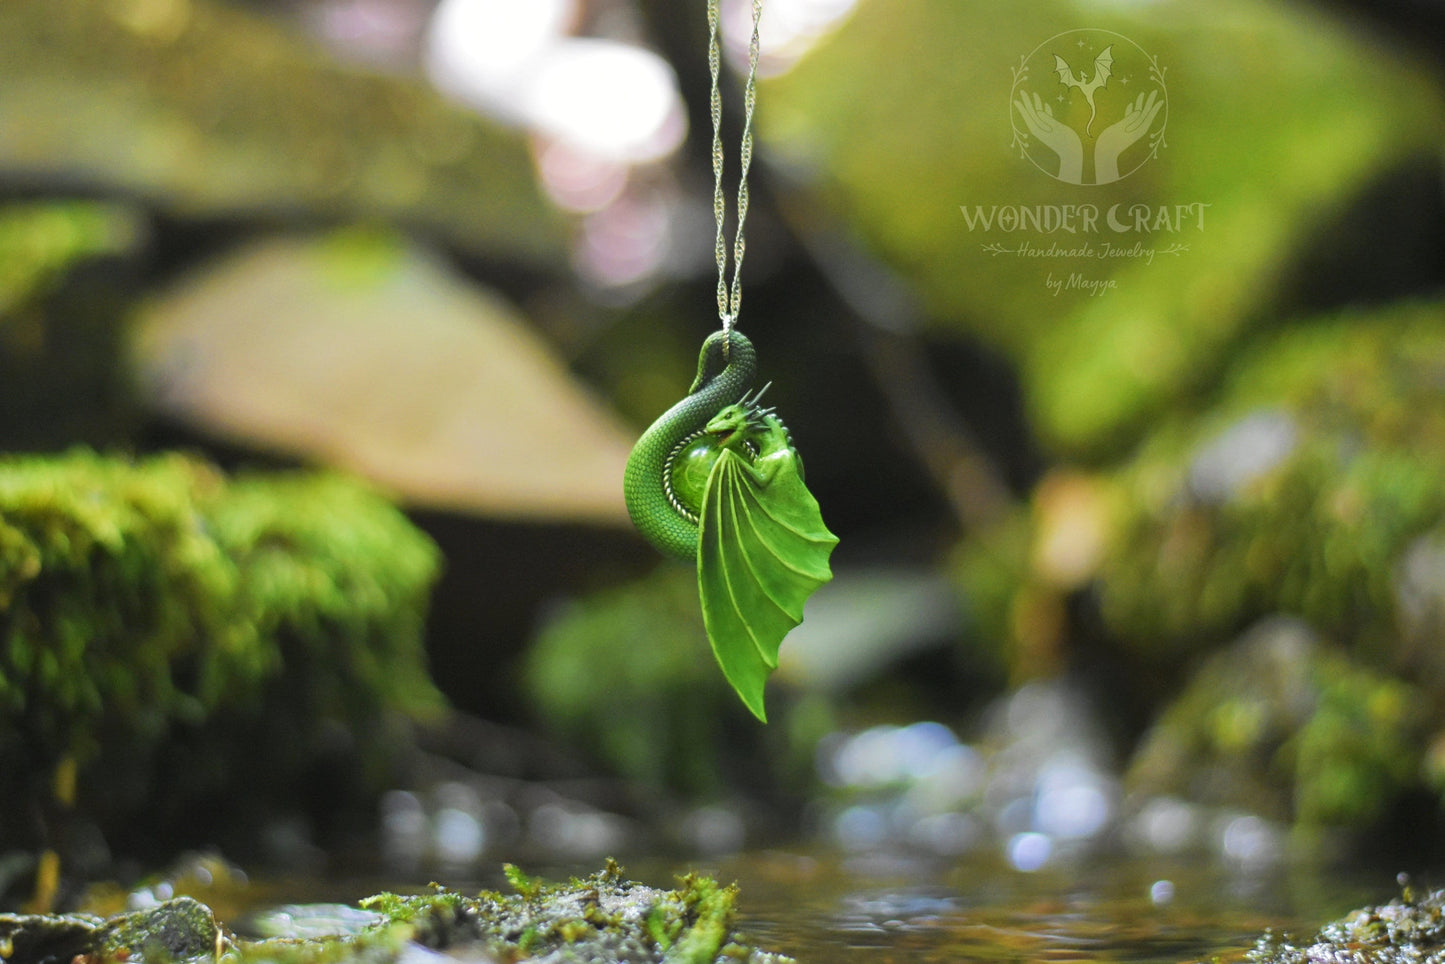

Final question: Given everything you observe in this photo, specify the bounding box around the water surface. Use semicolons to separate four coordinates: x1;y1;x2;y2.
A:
704;850;1391;963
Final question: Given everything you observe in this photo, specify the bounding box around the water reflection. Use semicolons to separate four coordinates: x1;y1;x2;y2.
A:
811;681;1305;885
100;846;1394;964
716;850;1385;964
815;683;1124;872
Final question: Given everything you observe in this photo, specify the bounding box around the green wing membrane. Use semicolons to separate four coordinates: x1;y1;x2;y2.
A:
698;446;838;721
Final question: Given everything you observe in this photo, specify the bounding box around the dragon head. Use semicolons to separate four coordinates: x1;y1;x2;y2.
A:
705;384;773;450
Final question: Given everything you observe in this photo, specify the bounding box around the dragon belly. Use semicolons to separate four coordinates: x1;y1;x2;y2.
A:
668;434;725;519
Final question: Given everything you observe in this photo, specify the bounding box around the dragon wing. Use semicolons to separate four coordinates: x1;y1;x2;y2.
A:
1053;54;1077;86
1092;45;1115;86
697;444;837;722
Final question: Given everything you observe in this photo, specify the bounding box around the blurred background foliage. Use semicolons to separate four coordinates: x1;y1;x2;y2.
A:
0;0;1443;882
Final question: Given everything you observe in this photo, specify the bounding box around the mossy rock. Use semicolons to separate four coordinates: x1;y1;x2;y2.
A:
0;897;223;964
0;448;442;841
957;300;1445;831
0;201;149;449
330;863;786;964
1128;618;1422;829
762;0;1445;455
0;0;562;264
1097;300;1445;660
524;566;735;796
0;864;788;964
960;300;1445;675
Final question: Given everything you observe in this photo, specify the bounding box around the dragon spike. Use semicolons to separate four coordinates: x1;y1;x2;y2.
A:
745;381;780;410
736;381;773;409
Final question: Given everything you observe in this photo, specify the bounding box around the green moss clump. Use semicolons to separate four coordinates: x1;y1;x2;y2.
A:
1127;619;1423;828
0;201;147;450
0;865;787;964
956;301;1445;832
0;897;223;964
204;471;444;728
0;202;141;319
328;863;783;964
0;448;442;839
1099;302;1445;659
523;566;737;795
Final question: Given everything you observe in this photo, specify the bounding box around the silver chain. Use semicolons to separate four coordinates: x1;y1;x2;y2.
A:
707;0;762;336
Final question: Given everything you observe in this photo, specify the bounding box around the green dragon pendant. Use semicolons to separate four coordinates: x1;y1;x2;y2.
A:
623;330;838;721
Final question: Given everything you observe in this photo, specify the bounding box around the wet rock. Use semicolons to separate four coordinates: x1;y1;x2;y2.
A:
0;449;442;848
0;909;102;964
1127;618;1421;830
0;897;223;964
4;866;788;964
249;863;789;964
97;898;225;962
0;200;149;450
1249;883;1445;964
1098;301;1445;658
0;0;562;264
761;0;1445;454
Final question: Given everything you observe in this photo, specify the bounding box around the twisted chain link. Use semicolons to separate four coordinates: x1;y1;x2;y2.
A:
707;0;763;336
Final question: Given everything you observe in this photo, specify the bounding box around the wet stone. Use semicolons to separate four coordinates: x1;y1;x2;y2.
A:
0;865;787;964
341;863;791;964
1249;885;1445;964
0;897;223;964
98;898;225;962
0;909;102;964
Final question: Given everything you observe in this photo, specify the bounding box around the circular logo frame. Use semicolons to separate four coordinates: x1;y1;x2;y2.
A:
1009;28;1168;185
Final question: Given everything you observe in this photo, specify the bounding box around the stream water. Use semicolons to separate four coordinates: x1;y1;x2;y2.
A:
197;845;1401;962
683;849;1390;963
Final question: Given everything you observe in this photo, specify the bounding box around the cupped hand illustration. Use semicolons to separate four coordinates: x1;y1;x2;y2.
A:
1014;91;1083;184
1094;89;1162;184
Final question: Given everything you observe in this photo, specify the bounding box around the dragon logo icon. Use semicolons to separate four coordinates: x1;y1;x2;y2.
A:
1054;44;1114;135
1010;29;1167;185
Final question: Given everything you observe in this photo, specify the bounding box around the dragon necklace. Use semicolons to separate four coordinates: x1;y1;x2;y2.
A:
622;0;837;722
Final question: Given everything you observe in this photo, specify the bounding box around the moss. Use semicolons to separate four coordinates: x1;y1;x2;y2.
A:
327;864;784;964
957;302;1445;832
502;864;542;902
665;875;738;964
1098;302;1445;659
0;0;562;263
0;202;141;320
761;0;1445;455
0;201;147;450
523;566;736;795
0;897;223;964
1127;619;1424;828
0;448;442;842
